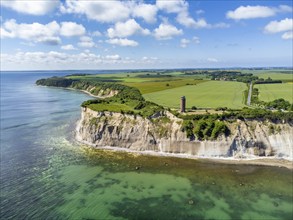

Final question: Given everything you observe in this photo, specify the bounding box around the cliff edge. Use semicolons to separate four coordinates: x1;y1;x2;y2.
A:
76;108;293;160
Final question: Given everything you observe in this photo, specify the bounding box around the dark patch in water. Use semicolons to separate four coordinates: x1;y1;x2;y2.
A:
110;196;205;220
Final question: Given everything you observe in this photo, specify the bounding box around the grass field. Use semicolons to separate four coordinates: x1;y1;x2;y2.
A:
67;71;186;83
253;73;293;81
255;83;293;102
143;81;247;109
123;78;206;94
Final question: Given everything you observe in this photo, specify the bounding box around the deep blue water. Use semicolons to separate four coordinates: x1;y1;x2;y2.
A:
1;71;292;220
1;71;93;218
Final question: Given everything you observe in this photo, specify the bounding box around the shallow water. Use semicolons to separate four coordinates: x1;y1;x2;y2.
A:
1;71;292;219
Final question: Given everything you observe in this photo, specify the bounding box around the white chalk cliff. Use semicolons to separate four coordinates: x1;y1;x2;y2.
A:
76;108;293;160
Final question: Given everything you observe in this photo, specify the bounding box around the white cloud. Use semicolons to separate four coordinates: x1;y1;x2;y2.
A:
227;5;292;20
156;0;187;13
154;23;183;40
156;0;205;28
92;31;102;37
61;44;76;50
193;37;200;44
157;0;197;28
107;19;150;38
180;37;200;48
213;22;230;28
140;56;158;63
132;3;158;23
1;19;61;45
105;54;121;60
1;0;59;15
0;27;15;38
60;22;85;37
106;38;138;47
227;6;274;20
282;31;293;39
207;58;218;63
278;5;293;13
176;11;199;28
60;0;131;23
78;36;95;48
156;0;228;29
180;38;190;48
264;18;293;40
1;19;87;45
264;18;293;33
196;10;205;15
1;51;151;70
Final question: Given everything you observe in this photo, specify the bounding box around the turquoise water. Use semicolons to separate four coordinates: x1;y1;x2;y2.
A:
1;71;292;219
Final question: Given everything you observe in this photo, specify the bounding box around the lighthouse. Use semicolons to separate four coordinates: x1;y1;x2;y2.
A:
180;96;186;112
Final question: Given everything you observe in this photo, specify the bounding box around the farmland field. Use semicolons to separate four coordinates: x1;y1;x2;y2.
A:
123;78;206;94
255;83;293;102
253;72;293;81
143;81;247;109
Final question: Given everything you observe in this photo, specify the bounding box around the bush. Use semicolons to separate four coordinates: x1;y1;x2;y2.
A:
211;121;230;139
134;101;146;110
265;98;291;111
81;99;101;107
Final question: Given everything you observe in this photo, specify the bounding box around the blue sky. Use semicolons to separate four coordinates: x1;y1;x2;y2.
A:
0;0;292;70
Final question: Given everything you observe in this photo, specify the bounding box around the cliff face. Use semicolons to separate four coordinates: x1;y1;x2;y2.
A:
76;108;293;160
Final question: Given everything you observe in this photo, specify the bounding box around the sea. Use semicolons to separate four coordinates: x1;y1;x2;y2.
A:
0;71;292;220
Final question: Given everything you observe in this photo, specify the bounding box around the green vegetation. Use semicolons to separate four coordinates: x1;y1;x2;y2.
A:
123;78;205;94
36;77;76;87
181;118;230;140
253;72;293;82
183;70;258;83
178;108;292;140
265;99;292;111
82;99;164;118
179;108;293;124
36;69;292;140
255;83;293;103
144;81;247;109
37;76;163;118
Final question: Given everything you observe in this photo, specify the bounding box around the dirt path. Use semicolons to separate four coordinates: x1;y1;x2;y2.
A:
247;82;252;105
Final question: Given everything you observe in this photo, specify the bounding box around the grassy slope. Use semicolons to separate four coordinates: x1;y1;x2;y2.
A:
143;81;247;109
255;83;293;102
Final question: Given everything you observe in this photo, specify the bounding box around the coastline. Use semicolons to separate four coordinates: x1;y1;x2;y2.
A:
75;138;293;170
36;84;103;98
67;88;103;98
38;84;292;170
74;106;293;170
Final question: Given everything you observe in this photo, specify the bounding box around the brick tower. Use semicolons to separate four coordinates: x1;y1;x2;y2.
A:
180;96;186;112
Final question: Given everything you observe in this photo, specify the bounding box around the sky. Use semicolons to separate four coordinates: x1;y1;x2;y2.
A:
0;0;292;70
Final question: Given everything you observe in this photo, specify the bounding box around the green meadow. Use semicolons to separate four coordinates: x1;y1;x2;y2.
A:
143;81;247;109
123;79;206;94
255;83;293;102
252;72;293;81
